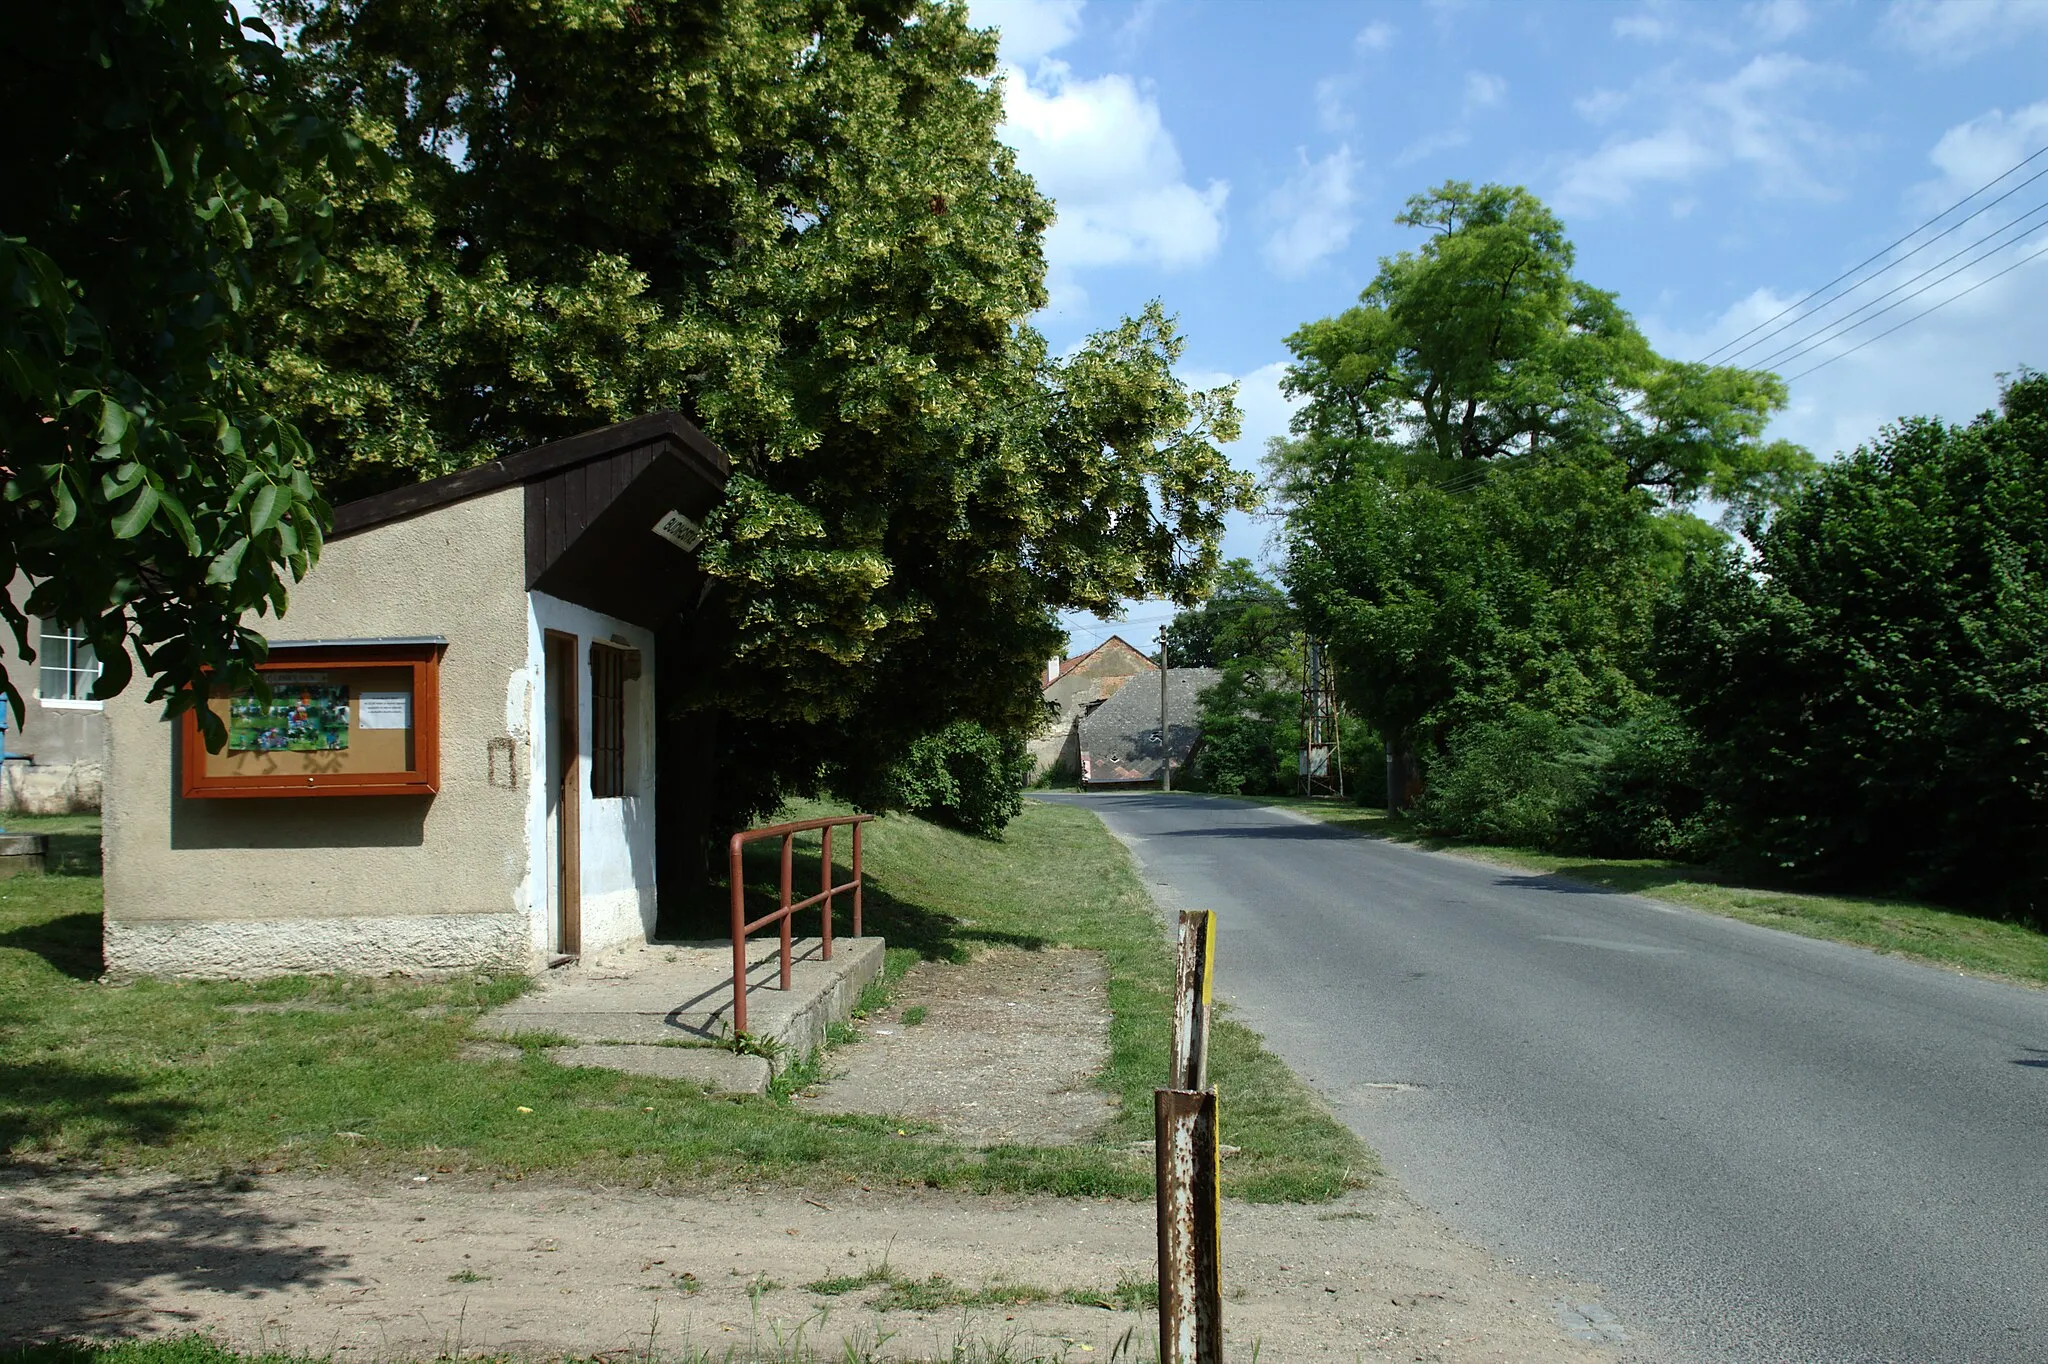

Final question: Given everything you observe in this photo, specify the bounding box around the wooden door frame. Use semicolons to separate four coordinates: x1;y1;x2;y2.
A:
545;629;582;958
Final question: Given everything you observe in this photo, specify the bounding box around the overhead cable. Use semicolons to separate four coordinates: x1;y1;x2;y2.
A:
1696;141;2048;367
1786;237;2048;382
1749;203;2048;371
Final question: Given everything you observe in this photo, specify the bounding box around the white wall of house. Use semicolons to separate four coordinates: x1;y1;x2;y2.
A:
523;592;658;959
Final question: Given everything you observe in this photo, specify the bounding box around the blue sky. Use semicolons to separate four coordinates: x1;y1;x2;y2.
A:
971;0;2048;656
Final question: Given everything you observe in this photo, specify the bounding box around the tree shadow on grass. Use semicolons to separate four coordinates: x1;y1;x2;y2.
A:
0;1061;195;1158
0;911;104;980
0;1170;349;1345
702;840;1051;965
40;833;103;877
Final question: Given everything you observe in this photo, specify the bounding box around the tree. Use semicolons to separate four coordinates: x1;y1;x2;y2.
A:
1276;182;1804;830
1161;558;1293;668
259;0;1255;830
1270;182;1809;522
1661;371;2048;919
1;0;348;739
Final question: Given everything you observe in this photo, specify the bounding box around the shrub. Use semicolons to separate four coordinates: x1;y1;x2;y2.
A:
1413;708;1585;847
883;721;1032;839
1187;666;1297;795
1415;704;1722;861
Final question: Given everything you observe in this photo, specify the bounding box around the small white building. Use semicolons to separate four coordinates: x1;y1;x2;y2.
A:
101;413;729;977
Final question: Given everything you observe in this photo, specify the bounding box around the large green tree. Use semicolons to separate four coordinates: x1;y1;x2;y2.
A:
1661;371;2048;918
259;0;1253;825
1270;182;1810;522
1279;183;1810;739
1;0;349;739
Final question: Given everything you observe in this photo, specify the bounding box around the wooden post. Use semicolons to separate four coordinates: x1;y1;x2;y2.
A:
1158;908;1221;1363
1156;1088;1222;1363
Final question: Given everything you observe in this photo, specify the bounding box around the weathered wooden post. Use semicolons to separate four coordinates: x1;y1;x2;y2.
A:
1157;909;1222;1363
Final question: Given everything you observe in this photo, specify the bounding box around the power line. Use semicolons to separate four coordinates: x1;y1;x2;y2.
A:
1696;141;2048;367
1786;236;2048;382
1750;203;2048;372
1715;161;2048;369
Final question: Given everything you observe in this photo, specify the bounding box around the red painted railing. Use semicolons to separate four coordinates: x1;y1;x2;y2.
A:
727;814;874;1035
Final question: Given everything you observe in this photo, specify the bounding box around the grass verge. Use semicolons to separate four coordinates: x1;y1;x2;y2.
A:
1;804;1366;1200
1237;793;2048;988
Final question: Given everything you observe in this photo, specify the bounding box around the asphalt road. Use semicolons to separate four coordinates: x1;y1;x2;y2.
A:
1038;792;2048;1364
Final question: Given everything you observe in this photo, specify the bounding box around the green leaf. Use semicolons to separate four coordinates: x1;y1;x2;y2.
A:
111;483;160;539
207;536;251;585
248;482;285;535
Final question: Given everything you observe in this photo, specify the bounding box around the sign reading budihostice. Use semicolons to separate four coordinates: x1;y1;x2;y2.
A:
651;509;703;552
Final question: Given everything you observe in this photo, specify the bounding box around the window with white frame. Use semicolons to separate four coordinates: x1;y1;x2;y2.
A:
37;621;102;704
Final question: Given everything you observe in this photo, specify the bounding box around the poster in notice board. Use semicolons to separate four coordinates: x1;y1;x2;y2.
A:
182;645;440;797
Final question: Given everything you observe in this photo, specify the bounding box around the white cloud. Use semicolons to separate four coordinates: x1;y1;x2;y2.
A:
1355;19;1395;52
1661;240;2047;463
970;0;1085;65
1001;61;1230;282
1315;74;1357;133
1464;71;1507;112
1574;88;1633;124
1880;0;2048;62
1261;146;1363;278
1614;0;1680;41
1923;100;2048;195
1554;54;1852;213
1744;0;1812;41
1394;127;1472;167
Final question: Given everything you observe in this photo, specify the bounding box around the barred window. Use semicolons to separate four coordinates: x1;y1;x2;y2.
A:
38;621;101;704
588;643;637;799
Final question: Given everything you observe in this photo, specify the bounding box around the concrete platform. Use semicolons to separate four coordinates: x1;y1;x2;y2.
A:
476;936;885;1085
0;833;46;879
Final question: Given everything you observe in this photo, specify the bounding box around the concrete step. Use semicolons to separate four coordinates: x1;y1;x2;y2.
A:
475;936;885;1079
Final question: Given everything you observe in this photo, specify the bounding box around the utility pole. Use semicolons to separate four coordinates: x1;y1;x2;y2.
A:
1298;638;1342;798
1160;630;1172;792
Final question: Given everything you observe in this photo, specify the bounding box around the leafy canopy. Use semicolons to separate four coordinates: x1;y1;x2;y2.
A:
1270;181;1810;523
1;0;352;741
259;0;1255;819
1660;371;2048;917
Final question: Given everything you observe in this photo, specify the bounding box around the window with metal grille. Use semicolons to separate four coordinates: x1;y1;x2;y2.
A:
38;621;102;704
588;643;632;799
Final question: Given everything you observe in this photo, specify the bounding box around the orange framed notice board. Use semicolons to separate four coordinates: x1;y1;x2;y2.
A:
180;639;444;798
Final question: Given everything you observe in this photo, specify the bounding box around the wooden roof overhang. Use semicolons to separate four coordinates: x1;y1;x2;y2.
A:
329;412;731;630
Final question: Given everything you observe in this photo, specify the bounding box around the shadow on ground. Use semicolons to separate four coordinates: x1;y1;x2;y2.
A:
0;910;103;981
683;840;1052;965
0;1059;196;1160
0;1173;349;1344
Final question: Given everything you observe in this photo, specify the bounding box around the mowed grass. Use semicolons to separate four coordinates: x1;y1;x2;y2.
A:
1241;794;2048;988
0;802;1367;1201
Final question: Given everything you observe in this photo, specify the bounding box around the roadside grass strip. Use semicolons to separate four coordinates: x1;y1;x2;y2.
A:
0;803;1366;1201
1242;794;2048;989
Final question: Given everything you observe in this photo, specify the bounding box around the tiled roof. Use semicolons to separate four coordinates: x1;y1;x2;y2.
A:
1050;634;1155;686
1078;667;1221;784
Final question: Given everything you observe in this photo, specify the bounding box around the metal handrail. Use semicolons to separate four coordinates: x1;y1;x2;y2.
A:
727;813;874;1035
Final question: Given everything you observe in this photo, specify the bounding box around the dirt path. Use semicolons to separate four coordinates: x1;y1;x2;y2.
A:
796;947;1117;1146
1;1170;1625;1362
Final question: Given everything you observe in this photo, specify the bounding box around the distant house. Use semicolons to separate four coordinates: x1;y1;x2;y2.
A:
0;577;109;814
1027;635;1157;780
1078;666;1220;787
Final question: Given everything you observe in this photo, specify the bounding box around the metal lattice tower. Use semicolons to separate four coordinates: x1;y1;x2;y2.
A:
1298;639;1343;798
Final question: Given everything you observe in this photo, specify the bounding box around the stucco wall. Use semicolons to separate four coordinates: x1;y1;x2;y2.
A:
524;593;658;960
102;487;535;977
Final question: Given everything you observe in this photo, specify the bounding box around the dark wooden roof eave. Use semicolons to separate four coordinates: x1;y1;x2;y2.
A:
328;411;730;541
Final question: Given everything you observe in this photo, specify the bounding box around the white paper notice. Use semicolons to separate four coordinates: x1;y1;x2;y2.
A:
358;692;410;730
